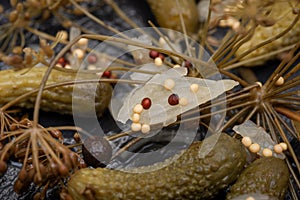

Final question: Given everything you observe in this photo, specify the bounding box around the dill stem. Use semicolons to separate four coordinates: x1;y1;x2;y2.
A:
265;78;300;98
218;26;256;67
0;131;29;160
111;137;142;160
222;106;251;130
106;131;132;141
176;0;192;57
270;98;300;106
237;67;257;84
177;100;256;125
287;161;300;196
104;0;140;29
284;62;300;80
69;0;129;39
272;91;300;99
273;109;299;139
219;69;249;87
148;21;176;52
275;107;300;123
224;12;300;67
22;136;32;167
211;31;237;63
265;104;300;175
223;44;297;70
265;47;300;89
25;26;68;45
82;34;210;67
198;0;212;61
105;0;158;44
38;134;64;166
30;129;42;181
181;92;252;119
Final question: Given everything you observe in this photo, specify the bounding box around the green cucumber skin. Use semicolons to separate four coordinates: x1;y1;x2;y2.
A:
0;67;112;116
226;157;289;200
68;133;247;200
146;0;199;34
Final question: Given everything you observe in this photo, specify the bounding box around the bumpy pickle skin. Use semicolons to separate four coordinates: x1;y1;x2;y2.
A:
226;157;289;200
68;133;247;200
0;67;112;116
147;0;199;34
235;0;300;66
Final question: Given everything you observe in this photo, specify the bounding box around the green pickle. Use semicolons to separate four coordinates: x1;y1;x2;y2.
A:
68;133;247;199
0;67;112;116
147;0;199;34
227;157;289;200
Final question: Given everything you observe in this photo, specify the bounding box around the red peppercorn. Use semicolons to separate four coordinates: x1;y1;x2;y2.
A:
141;98;152;109
58;57;65;64
110;73;118;79
102;70;111;78
158;53;165;61
184;60;193;68
168;94;179;106
57;57;68;67
87;53;97;64
149;50;159;59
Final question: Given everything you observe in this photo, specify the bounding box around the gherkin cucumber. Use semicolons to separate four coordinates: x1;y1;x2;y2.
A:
68;133;247;200
0;67;112;116
147;0;199;34
226;157;289;200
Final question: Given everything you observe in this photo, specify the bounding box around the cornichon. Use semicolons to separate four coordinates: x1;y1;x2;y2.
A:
226;157;289;200
147;0;199;34
0;67;112;116
68;133;247;199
